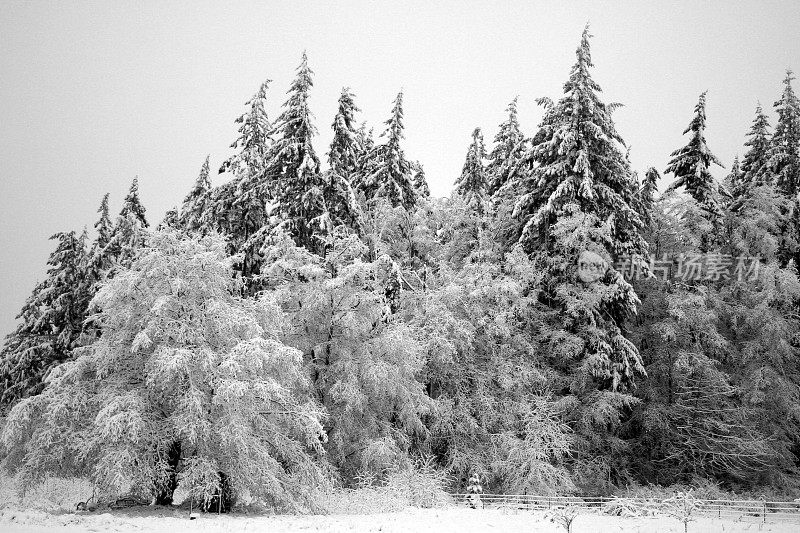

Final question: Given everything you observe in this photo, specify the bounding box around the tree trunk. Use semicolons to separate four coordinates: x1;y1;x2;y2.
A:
154;441;181;505
206;472;234;512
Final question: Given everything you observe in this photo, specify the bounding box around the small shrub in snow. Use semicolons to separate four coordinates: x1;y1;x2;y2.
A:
661;490;700;533
321;455;451;514
545;505;580;533
384;455;451;509
602;496;654;517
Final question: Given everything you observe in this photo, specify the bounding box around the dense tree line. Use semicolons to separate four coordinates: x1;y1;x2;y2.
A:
2;28;800;509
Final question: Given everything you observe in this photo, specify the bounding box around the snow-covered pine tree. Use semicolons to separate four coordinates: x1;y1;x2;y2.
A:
104;177;149;271
360;91;417;210
265;53;359;256
328;87;363;179
487;96;526;196
741;103;773;187
351;124;375;194
218;79;272;178
411;160;430;198
178;155;212;233
118;177;148;228
94;193;113;251
664;92;725;219
725;156;747;209
512;26;645;259
322;87;365;238
82;194;119;336
1;229;327;510
455;128;488;213
768;70;800;196
204;79;275;294
504;28;646;472
87;195;113;276
636;167;660;225
0;231;91;407
158;208;180;230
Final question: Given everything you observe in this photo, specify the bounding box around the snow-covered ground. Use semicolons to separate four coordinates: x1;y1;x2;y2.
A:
1;506;798;533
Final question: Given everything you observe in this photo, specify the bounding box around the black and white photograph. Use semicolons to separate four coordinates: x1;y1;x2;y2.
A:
1;1;800;531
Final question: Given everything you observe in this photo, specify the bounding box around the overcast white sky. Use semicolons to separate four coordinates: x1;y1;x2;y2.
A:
1;0;799;335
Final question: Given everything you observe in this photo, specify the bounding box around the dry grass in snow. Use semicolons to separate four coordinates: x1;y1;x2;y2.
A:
1;506;799;533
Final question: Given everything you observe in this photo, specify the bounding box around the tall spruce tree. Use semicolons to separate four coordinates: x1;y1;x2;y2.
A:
219;79;272;178
0;231;91;407
85;194;114;292
665;91;725;219
636;167;660;226
261;54;339;255
741;103;773;187
267;51;321;249
206;78;275;293
178;155;212;232
504;28;647;483
158;208;179;230
768;70;800;196
512;25;645;260
360;91;417;210
410;161;430;198
94;193;113;250
118;177;148;228
455;127;488;213
105;178;149;271
726;156;747;209
487;97;526;196
262;53;360;257
328;87;363;179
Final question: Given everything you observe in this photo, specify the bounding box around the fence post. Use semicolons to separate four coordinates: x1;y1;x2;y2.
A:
763;500;767;523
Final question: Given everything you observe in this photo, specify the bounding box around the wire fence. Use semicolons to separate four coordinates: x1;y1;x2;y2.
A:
450;494;800;522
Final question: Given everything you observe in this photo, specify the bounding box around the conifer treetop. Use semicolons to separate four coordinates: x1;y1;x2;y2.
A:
642;167;660;198
769;70;800;196
512;24;644;257
269;51;320;181
328;87;362;176
636;166;660;223
384;90;405;148
187;155;211;201
0;230;91;406
411;160;430;198
120;177;149;228
741;102;772;187
360;90;417;210
94;193;113;249
487;96;525;195
267;53;361;255
178;156;212;233
726;155;748;208
665;91;725;218
455;127;488;212
219;79;272;177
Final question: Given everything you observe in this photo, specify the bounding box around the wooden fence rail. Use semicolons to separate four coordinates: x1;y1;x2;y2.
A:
450;494;800;522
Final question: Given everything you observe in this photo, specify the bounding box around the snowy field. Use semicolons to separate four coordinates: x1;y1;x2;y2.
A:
1;476;799;532
2;506;800;533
